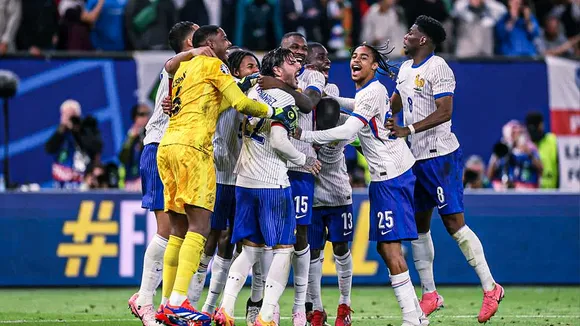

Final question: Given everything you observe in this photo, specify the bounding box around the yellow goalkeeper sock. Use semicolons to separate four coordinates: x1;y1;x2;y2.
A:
172;232;207;298
161;235;183;301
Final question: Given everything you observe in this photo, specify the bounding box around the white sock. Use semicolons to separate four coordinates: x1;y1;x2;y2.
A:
292;245;310;313
136;234;167;307
390;271;422;324
220;246;263;316
411;232;436;294
453;225;495;291
250;258;264;303
307;256;323;311
261;247;274;279
187;253;212;307
334;251;352;306
232;246;241;262
261;247;293;322
202;255;232;313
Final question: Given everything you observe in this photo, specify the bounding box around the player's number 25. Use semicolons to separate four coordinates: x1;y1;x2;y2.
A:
377;211;394;229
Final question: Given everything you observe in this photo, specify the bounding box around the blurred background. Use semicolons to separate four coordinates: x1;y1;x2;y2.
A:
0;0;578;290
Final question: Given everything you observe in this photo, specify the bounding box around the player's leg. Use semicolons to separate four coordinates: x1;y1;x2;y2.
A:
130;143;170;325
327;205;355;326
256;186;296;326
306;207;326;326
369;172;427;326
289;171;314;326
434;150;503;322
246;253;265;326
409;160;443;317
202;192;236;315
188;229;218;308
164;147;214;324
215;186;265;326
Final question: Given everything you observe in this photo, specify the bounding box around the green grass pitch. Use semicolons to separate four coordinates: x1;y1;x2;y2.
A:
0;286;578;325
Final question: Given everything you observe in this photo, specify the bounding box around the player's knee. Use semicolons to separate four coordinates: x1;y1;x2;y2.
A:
216;231;234;259
310;249;321;259
295;227;309;251
442;213;465;235
203;229;220;256
332;242;349;256
377;242;407;274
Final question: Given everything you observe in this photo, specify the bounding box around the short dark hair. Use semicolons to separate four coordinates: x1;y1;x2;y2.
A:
307;42;324;55
282;32;306;42
193;25;221;48
168;21;195;53
525;111;544;127
261;47;294;77
415;15;447;44
227;50;260;75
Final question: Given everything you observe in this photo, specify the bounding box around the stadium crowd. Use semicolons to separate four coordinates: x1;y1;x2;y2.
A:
0;0;578;57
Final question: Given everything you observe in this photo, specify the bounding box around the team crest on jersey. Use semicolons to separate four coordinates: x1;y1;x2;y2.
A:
220;64;230;75
414;74;425;92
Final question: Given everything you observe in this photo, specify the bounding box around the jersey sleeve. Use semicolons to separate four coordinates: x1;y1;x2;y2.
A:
350;89;381;126
301;70;325;94
323;83;340;97
429;62;456;99
207;58;236;92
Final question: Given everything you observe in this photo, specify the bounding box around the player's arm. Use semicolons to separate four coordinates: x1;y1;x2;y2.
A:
271;124;321;175
259;76;314;114
221;82;272;117
164;46;216;75
390;91;403;114
299;116;364;145
388;64;455;137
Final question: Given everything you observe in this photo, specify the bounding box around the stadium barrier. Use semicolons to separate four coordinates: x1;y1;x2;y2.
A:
1;191;578;287
0;54;557;188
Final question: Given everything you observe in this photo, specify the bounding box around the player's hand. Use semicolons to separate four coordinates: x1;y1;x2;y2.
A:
162;95;172;115
291;126;302;140
237;72;259;93
271;104;298;132
258;75;287;90
191;46;216;58
303;156;322;176
385;118;410;138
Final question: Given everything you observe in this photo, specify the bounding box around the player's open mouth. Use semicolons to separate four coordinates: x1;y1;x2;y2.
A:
351;65;362;72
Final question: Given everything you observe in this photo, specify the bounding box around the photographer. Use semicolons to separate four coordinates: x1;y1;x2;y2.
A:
44;99;103;189
487;120;543;190
463;155;491;189
495;0;540;56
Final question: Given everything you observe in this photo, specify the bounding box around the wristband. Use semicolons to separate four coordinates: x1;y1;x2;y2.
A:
408;124;416;135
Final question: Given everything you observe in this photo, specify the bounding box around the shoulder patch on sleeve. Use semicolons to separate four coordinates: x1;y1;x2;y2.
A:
220;63;230;75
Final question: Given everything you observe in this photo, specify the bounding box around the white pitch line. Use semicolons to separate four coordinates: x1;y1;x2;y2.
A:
1;315;579;324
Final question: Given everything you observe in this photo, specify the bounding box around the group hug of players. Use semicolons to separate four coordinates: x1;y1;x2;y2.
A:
126;14;505;326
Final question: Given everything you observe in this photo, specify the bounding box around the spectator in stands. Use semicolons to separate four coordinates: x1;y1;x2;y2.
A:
86;0;126;51
536;14;579;56
526;111;559;189
45;100;103;189
16;0;58;56
487;120;543;190
463;155;491;189
282;0;322;42
549;0;580;40
360;0;406;55
118;103;151;191
124;0;176;50
325;0;349;57
56;0;105;51
0;0;21;56
452;0;506;57
495;0;540;56
234;0;283;51
82;162;120;189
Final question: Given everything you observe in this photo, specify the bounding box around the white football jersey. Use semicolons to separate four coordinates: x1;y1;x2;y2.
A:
395;54;460;160
323;83;340;97
287;68;326;173
314;114;353;207
144;68;172;145
351;79;415;181
213;108;243;185
234;86;296;186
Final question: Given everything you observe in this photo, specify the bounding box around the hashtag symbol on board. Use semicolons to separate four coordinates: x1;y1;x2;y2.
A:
56;201;119;277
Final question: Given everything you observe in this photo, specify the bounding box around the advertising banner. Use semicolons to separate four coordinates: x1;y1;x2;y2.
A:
0;192;578;286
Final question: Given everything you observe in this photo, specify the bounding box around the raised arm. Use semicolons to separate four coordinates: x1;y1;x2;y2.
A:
300;116;364;144
165;46;215;75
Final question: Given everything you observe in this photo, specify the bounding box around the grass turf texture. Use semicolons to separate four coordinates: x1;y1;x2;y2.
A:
0;286;578;325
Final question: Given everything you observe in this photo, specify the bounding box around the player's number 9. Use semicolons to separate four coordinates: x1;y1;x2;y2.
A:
377;211;394;229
